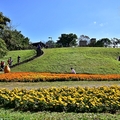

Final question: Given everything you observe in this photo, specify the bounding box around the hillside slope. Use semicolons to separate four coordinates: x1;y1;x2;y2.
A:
10;47;120;74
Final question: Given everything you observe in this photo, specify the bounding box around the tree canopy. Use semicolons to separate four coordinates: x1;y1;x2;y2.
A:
0;12;33;58
0;12;10;29
94;38;111;47
56;33;78;47
0;12;32;51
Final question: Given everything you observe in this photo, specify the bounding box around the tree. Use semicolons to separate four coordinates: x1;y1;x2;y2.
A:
9;29;30;50
0;12;10;29
95;38;111;47
56;33;78;47
46;40;56;48
0;38;8;58
0;12;11;47
88;38;96;47
0;12;31;50
78;35;90;46
111;38;120;48
79;35;90;41
1;28;31;50
101;38;111;47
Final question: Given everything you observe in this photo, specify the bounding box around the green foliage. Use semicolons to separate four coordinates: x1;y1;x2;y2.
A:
1;29;31;50
9;29;31;50
46;40;56;48
0;12;31;51
0;38;8;58
0;12;10;29
0;108;119;120
57;33;78;47
95;38;111;47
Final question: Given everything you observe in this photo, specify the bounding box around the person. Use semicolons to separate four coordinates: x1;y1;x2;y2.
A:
117;56;120;61
36;44;42;56
7;57;13;66
17;56;21;63
71;68;76;74
37;44;41;49
0;61;5;71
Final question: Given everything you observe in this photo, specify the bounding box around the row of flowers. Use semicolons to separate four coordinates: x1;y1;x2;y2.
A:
0;85;120;113
0;72;120;82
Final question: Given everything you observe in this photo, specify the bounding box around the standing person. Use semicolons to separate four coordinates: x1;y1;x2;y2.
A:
7;57;13;66
37;44;41;49
71;68;76;74
36;44;42;56
0;61;5;71
17;56;21;64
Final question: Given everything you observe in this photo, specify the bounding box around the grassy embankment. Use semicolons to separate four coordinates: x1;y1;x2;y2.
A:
9;47;120;74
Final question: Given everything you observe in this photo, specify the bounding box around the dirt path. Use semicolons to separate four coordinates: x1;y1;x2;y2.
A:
0;81;119;90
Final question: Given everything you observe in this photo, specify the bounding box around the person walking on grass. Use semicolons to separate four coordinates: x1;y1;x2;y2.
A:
17;56;21;64
7;57;13;67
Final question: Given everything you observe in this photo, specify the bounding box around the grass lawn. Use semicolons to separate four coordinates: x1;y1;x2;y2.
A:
10;47;120;74
0;108;120;120
0;49;36;65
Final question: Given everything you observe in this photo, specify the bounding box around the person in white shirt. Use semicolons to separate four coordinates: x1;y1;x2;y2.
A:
71;68;76;74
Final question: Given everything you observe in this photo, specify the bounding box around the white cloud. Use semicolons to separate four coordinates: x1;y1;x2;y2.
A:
94;21;97;24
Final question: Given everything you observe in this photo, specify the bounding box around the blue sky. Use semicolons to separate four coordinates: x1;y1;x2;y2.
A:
0;0;120;43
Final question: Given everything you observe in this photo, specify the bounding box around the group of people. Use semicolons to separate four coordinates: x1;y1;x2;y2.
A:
0;57;13;71
0;56;21;71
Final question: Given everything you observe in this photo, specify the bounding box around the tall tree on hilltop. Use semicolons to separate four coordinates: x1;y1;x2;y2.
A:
0;12;12;50
79;35;90;41
56;33;78;47
95;38;111;47
0;12;31;50
0;12;10;57
0;12;10;29
111;38;120;48
9;29;30;50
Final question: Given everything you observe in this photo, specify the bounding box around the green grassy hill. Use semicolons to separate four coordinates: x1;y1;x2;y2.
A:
1;47;120;74
0;50;36;65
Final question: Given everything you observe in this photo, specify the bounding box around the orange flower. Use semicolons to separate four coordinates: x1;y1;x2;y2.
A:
0;72;120;82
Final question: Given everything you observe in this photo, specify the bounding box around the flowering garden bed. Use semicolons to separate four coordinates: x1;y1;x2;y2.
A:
0;72;120;82
0;85;120;113
0;72;120;113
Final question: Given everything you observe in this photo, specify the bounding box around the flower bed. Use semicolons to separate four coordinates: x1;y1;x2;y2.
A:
0;85;120;113
0;72;120;82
